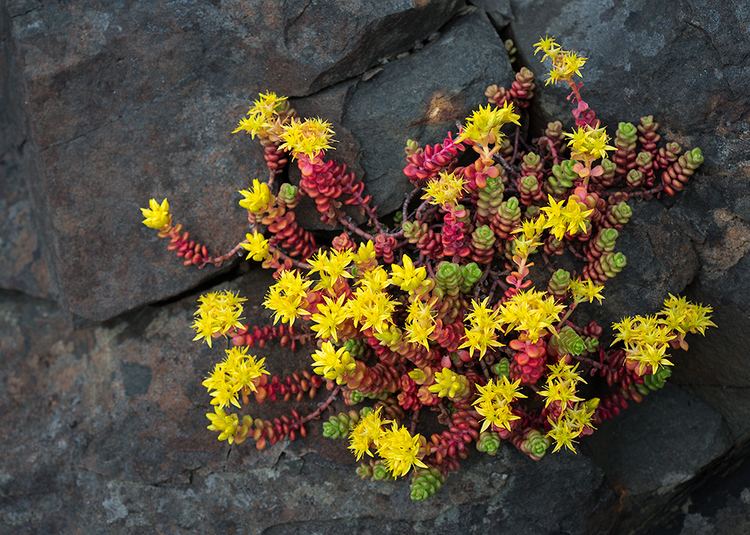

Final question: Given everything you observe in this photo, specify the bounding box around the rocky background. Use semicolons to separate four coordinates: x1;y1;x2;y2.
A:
1;0;748;533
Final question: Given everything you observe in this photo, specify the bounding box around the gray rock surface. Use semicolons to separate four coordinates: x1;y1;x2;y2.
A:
587;385;732;495
0;6;51;298
469;0;513;27
3;0;465;320
647;442;750;534
584;386;732;532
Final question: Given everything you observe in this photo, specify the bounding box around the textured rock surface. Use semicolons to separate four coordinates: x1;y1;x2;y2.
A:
587;386;732;498
636;441;750;534
585;386;732;532
469;0;513;27
0;7;51;298
4;0;464;320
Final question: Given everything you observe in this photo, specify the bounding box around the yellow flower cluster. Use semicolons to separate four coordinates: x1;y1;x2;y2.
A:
405;299;436;349
456;102;521;147
428;368;470;399
533;35;558;57
540;195;593;240
232;91;288;139
242;231;270;262
460;298;504;358
349;407;387;460
349;284;399;334
533;36;587;86
538;361;585;409
546;400;597;453
279;117;335;159
660;294;716;336
390;254;432;295
353;240;377;271
140;198;171;230
239;179;275;215
376;424;428;478
205;407;240;444
511;215;547;259
307;249;354;291
613;314;675;364
421;171;466;208
348;408;427;478
310;341;356;384
337;256;400;337
612;295;715;375
564;125;615;162
263;249;440;347
569;278;605;304
192;290;246;347
512;200;593;259
497;289;565;343
310;294;348;341
473;376;527;432
373;324;403;349
537;361;598;452
263;270;312;325
202;346;270;409
357;264;390;292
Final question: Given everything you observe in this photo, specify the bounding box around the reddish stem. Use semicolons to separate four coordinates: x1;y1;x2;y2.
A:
337;215;375;241
299;387;341;425
208;240;246;267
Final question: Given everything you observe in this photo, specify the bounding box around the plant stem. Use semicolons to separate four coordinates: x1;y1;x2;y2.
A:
299;386;341;425
337;215;375;241
403;187;420;225
270;246;310;270
208;240;246;266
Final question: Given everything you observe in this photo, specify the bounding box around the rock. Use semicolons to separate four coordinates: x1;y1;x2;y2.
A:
0;6;51;298
585;385;732;532
642;440;750;534
469;0;513;28
587;385;731;497
0;274;617;534
0;145;52;299
680;506;750;535
274;0;464;95
291;9;516;228
675;454;750;535
4;0;464;320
